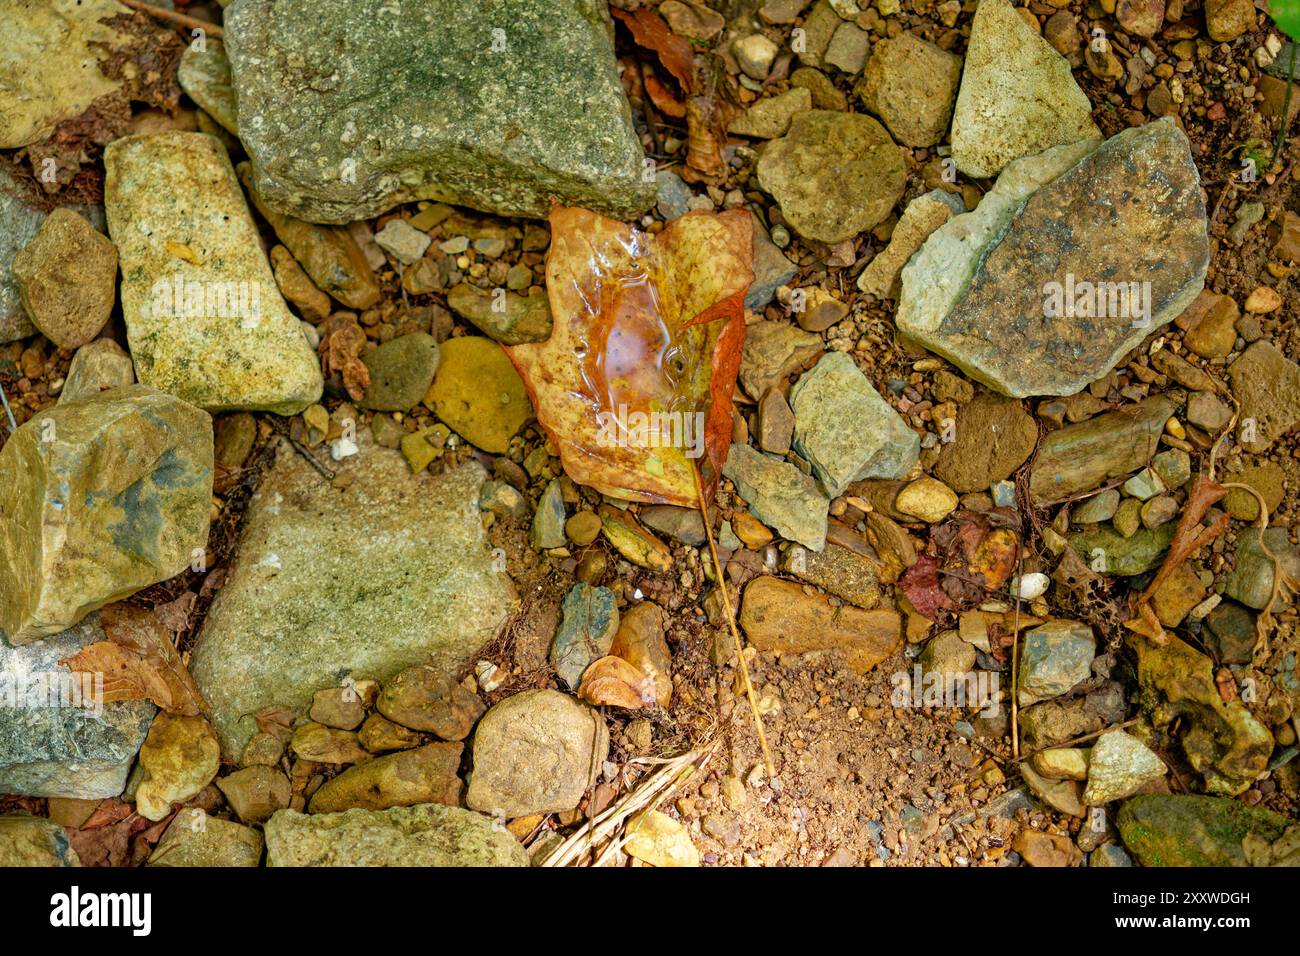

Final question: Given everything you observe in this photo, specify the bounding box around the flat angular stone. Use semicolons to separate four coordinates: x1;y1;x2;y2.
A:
739;575;901;674
225;0;654;223
1083;730;1165;805
104;131;324;414
1018;620;1095;705
1029;396;1174;502
148;813;264;867
900;120;1208;398
0;385;214;643
0;615;155;798
950;0;1099;177
790;352;919;497
1227;341;1300;453
264;804;528;867
12;208;117;350
190;441;515;758
722;443;829;551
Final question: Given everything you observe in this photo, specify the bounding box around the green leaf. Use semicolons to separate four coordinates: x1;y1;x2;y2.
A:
1275;0;1300;42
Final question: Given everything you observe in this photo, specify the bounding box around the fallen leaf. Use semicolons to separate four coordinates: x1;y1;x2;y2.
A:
685;95;729;182
318;313;371;401
611;7;696;93
899;554;951;618
165;240;203;266
506;207;752;507
1128;475;1229;641
58;604;208;715
578;655;655;709
644;72;687;119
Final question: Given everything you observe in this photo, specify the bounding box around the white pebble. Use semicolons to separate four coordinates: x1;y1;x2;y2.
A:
1012;572;1050;600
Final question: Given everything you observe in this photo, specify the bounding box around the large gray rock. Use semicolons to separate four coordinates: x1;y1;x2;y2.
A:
949;0;1099;177
0;615;155;798
899;120;1208;398
224;0;654;223
0;385;214;644
789;352;919;496
104;131;324;415
264;804;528;866
722;443;829;551
0;165;46;343
190;440;515;758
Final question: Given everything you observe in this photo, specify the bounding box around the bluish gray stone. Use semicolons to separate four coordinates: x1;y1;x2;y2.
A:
722;443;829;552
1018;620;1095;706
0;615;155;799
550;584;618;690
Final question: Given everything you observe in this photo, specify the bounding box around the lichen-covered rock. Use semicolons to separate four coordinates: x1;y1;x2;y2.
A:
0;385;213;644
59;340;135;404
949;0;1099;177
12;208;117;350
0;814;80;867
224;0;653;223
264;804;528;867
190;440;514;759
756;110;906;243
466;689;608;819
900;121;1207;398
1118;794;1291;866
0;615;155;798
104;131;324;414
789;352;919;497
1132;634;1273;795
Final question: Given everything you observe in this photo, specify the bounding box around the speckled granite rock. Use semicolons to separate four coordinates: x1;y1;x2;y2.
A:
189;440;515;758
104;131;324;414
0;615;155;798
264;804;528;867
899;120;1207;397
224;0;653;223
1118;795;1291;866
0;386;213;644
949;0;1099;177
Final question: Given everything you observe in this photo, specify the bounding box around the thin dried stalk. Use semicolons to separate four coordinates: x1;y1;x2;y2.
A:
539;744;715;867
693;462;775;778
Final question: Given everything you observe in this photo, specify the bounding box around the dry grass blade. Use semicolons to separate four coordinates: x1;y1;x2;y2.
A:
538;743;716;867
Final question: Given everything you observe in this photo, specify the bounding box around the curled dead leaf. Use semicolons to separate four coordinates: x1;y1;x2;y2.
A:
611;6;697;93
506;206;752;507
59;604;207;715
578;655;655;709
